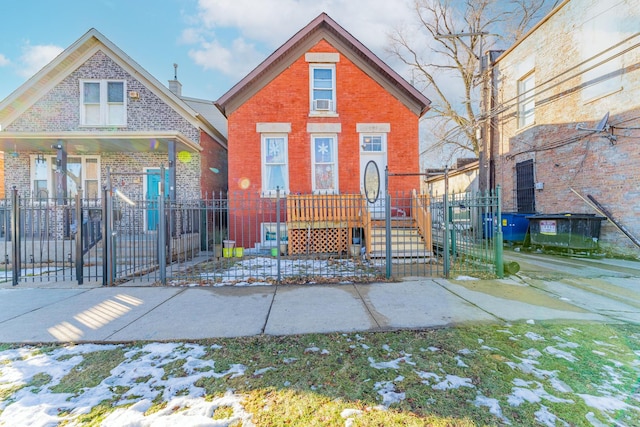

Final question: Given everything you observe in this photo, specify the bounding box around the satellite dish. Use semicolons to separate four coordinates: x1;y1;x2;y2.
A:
576;112;609;132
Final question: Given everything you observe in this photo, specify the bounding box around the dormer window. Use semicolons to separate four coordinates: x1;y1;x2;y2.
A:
80;80;126;126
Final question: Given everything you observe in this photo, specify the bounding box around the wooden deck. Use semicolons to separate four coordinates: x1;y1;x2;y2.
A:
286;194;368;255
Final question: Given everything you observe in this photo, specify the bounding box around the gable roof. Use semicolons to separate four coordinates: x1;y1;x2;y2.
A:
216;13;431;117
0;28;226;147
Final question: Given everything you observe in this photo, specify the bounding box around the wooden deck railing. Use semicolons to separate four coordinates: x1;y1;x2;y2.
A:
412;189;432;250
286;194;367;255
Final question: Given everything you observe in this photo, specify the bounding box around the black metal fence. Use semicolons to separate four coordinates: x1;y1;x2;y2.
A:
2;186;502;286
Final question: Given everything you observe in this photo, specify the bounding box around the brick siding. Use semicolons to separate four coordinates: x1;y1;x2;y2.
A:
491;0;640;256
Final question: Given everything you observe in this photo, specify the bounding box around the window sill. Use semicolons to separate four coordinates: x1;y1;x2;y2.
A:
79;124;127;128
261;190;289;198
308;111;339;118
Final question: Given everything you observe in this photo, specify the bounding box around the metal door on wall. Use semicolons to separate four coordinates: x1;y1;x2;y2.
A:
145;168;169;231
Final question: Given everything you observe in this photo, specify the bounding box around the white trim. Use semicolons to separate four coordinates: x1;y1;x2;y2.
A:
517;72;535;129
311;134;339;194
307;123;341;133
260;222;288;248
30;154;101;198
256;122;291;133
261;134;289;196
359;133;387;153
309;63;336;114
305;52;340;63
356;123;390;133
79;79;127;127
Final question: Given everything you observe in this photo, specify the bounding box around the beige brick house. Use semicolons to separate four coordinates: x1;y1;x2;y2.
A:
487;0;640;257
0;29;227;216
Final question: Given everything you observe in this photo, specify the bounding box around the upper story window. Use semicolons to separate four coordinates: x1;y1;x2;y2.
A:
80;80;126;126
518;72;535;129
310;65;336;114
262;135;289;195
311;135;338;194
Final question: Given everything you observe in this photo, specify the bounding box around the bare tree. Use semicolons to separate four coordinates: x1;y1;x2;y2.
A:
389;0;558;160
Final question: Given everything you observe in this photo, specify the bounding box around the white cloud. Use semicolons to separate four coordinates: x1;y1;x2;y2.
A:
183;0;414;80
18;43;63;78
0;53;10;67
189;37;263;77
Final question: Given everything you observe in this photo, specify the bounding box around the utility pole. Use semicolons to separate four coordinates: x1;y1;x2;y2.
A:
434;31;491;192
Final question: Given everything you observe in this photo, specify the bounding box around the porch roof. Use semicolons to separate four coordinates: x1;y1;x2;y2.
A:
0;131;202;154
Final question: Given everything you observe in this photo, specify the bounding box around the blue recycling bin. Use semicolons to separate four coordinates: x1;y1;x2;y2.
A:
501;213;531;243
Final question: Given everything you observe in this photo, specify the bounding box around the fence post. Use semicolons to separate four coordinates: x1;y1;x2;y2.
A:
158;164;167;285
276;187;281;284
385;168;392;279
443;168;450;279
103;167;115;286
75;191;83;285
495;185;504;278
11;187;20;286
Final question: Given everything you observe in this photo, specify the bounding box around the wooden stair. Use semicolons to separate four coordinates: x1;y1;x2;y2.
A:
368;219;433;261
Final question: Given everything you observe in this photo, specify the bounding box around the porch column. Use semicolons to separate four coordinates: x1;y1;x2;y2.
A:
168;139;176;202
53;140;67;204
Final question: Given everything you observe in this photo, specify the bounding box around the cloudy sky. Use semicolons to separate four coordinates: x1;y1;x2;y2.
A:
0;0;417;101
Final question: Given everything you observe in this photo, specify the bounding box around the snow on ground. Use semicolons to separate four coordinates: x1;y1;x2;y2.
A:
0;326;638;426
193;256;379;286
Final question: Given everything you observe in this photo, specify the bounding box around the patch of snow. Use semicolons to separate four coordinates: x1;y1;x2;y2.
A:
454;356;468;367
431;375;475;390
374;376;405;408
535;404;569;427
544;346;577;362
368;355;415;370
253;367;275;376
525;332;545;341
578;394;634;413
473;394;511;425
454;275;478;281
507;379;573;407
522;348;543;359
526;319;535;324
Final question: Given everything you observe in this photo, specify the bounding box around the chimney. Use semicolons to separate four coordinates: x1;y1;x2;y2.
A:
168;63;182;97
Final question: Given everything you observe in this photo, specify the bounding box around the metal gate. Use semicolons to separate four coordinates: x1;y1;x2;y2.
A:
3;184;503;286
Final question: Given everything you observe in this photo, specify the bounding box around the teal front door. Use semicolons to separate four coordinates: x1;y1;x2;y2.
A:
146;169;169;231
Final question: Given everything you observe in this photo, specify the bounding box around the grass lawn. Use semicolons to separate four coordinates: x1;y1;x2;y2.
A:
0;322;638;426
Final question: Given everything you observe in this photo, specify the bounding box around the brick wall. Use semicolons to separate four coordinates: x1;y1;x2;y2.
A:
199;131;228;196
227;39;421;196
491;0;640;256
7;51;200;143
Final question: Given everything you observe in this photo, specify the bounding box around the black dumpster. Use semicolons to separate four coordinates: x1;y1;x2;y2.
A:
526;213;605;252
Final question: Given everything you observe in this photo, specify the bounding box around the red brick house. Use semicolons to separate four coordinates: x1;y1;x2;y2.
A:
216;13;431;253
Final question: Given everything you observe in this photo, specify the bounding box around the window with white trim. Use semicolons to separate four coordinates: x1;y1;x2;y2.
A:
80;80;126;126
31;155;101;199
517;72;535;128
361;134;385;152
310;65;336;113
311;135;338;193
262;135;289;195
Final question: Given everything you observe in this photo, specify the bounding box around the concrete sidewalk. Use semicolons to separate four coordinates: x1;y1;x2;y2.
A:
0;277;611;344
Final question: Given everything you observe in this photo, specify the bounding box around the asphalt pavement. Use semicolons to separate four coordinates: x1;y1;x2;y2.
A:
0;251;638;344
